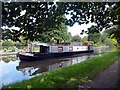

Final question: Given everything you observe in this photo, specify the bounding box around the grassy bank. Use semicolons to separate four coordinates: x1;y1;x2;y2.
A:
3;51;119;89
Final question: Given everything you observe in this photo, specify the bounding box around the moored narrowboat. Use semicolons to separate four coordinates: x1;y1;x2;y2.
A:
17;42;94;61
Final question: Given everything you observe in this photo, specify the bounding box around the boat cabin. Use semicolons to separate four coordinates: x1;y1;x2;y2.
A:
28;42;49;53
28;42;93;54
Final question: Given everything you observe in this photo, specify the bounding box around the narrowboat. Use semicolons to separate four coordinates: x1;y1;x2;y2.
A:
17;42;94;61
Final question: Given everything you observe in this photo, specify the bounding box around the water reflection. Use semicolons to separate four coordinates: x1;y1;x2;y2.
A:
16;54;94;78
1;55;18;63
1;53;94;88
94;46;110;54
0;59;28;88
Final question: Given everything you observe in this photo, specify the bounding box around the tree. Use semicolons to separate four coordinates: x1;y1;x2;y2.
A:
71;35;81;42
104;38;114;47
99;31;118;47
2;39;15;49
58;23;72;44
99;32;108;44
39;22;72;44
81;36;88;43
109;34;118;46
105;25;120;43
2;2;65;42
87;25;100;44
2;2;120;43
63;32;72;44
89;33;101;44
64;2;120;43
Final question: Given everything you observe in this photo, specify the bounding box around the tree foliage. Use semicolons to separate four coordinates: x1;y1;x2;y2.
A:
2;2;120;43
2;39;15;48
104;38;114;47
99;32;108;43
2;2;65;42
87;25;100;44
105;25;120;43
71;35;81;42
66;2;120;28
98;30;118;47
81;36;88;42
39;22;72;44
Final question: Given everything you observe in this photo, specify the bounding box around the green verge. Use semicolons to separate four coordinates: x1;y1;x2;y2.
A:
3;50;119;89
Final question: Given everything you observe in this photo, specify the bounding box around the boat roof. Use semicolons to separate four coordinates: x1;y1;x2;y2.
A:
30;42;49;46
30;42;85;47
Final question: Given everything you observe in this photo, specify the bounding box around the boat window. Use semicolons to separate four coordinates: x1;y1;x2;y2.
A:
40;46;49;53
58;47;63;52
69;47;73;51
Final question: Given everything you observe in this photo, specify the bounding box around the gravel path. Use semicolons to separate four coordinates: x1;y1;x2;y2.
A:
78;58;120;89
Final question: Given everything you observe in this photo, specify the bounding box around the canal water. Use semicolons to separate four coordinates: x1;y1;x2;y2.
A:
0;47;111;88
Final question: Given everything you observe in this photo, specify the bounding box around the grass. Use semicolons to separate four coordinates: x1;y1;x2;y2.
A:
3;50;120;89
33;47;40;52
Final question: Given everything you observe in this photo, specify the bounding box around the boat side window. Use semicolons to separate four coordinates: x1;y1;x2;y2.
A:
69;47;73;51
40;45;49;54
58;47;63;52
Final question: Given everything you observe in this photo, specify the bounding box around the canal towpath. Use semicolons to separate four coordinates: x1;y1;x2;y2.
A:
78;58;120;88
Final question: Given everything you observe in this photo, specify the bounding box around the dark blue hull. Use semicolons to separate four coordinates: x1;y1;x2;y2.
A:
17;50;94;61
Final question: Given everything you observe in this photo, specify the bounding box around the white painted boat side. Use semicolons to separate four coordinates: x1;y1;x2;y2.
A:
49;45;93;53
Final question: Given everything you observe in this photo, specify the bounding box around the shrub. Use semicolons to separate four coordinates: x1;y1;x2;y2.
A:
90;41;94;46
8;46;18;52
83;41;94;46
2;40;15;49
83;41;88;45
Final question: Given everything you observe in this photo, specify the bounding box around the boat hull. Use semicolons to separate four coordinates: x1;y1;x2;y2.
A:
17;50;94;61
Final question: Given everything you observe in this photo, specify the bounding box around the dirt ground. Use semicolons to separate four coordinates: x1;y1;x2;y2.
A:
78;58;120;89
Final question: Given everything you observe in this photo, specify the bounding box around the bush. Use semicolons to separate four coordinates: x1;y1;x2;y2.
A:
90;41;94;46
8;46;18;52
83;41;94;46
2;40;15;49
83;41;88;45
104;38;114;47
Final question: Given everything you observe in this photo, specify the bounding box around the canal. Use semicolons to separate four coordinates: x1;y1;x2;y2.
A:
0;46;111;88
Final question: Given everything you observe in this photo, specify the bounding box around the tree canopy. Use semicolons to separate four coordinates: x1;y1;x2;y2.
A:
39;22;72;44
2;2;120;43
2;2;65;42
105;25;120;43
87;25;100;44
71;35;81;42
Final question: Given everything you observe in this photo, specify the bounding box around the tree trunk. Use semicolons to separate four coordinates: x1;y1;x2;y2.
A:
57;40;60;44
